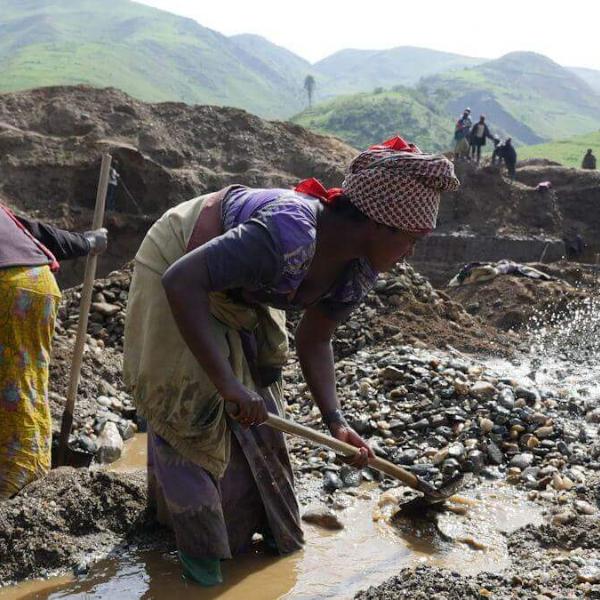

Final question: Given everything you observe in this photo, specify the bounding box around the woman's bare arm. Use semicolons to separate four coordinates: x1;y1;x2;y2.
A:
296;306;373;466
162;247;267;425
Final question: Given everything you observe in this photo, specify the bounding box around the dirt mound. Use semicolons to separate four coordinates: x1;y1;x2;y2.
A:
439;161;563;237
516;164;600;189
0;85;356;286
364;264;517;356
446;270;591;331
518;158;562;168
0;468;150;585
516;165;600;257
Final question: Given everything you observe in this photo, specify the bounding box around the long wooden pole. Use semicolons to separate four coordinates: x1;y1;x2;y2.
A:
56;154;112;466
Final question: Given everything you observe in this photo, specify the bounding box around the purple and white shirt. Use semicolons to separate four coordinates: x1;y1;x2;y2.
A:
201;186;377;317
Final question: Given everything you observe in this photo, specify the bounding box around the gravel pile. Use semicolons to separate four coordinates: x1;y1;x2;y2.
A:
285;344;599;498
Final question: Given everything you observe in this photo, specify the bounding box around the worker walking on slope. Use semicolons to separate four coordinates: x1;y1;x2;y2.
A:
470;115;498;164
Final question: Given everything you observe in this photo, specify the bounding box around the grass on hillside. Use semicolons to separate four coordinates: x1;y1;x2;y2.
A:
292;89;454;152
519;130;600;167
421;58;600;143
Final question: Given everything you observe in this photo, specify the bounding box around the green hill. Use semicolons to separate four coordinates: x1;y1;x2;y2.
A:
420;52;600;146
230;34;318;102
0;0;307;118
291;88;453;152
519;131;600;167
569;67;600;95
313;46;483;98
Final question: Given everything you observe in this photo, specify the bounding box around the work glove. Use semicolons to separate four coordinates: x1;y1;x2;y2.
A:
84;228;108;256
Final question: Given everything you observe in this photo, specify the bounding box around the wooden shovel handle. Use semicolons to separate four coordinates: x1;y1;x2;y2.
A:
226;402;420;489
56;153;112;466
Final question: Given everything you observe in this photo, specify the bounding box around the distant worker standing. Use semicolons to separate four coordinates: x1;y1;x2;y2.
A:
493;138;518;180
453;108;472;160
581;149;596;170
106;160;120;211
470;115;498;164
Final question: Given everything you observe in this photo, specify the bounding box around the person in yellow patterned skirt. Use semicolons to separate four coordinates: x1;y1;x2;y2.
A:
0;203;107;499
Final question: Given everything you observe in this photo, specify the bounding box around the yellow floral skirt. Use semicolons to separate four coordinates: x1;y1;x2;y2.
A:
0;265;61;499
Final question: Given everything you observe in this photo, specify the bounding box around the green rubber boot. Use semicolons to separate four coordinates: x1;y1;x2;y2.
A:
178;551;223;586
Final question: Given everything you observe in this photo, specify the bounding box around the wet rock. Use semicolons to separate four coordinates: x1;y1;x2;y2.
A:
574;500;596;515
323;471;344;493
97;395;112;408
393;449;419;465
498;388;515;409
96;422;123;463
448;443;466;460
91;302;121;317
586;408;600;423
510;453;534;470
486;442;504;465
535;426;554;439
515;386;540;403
380;366;404;382
470;381;496;399
301;508;344;530
464;450;485;473
442;458;460;477
117;421;137;441
551;510;576;525
577;563;600;583
479;418;494;433
340;466;362;488
552;474;575;491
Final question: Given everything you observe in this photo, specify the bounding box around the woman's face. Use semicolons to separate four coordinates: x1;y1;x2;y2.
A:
365;227;425;272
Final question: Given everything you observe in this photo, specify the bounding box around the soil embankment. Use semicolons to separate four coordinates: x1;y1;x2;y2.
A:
0;85;355;287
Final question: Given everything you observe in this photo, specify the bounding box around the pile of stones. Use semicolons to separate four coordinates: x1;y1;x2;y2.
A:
51;267;135;463
285;345;599;498
56;265;132;351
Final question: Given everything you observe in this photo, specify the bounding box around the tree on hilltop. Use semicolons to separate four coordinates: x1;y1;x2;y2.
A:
304;75;316;108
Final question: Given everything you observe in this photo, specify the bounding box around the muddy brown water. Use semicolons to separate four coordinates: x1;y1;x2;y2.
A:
0;435;543;600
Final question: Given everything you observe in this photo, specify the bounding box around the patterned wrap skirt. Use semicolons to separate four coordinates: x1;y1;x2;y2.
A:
0;265;61;499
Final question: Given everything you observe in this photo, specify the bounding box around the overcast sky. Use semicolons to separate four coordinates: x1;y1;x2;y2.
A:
137;0;600;69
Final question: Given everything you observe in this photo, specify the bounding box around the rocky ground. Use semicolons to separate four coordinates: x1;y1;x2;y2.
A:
0;259;598;597
356;506;600;599
47;260;518;464
0;469;152;585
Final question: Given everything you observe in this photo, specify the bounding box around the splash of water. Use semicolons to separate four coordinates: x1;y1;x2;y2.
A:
523;291;600;399
527;295;600;365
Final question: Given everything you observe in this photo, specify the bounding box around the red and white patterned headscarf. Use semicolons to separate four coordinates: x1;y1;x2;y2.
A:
343;137;460;233
296;136;460;233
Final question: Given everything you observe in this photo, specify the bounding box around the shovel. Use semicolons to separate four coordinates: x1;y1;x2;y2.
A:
227;403;464;509
54;153;112;468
